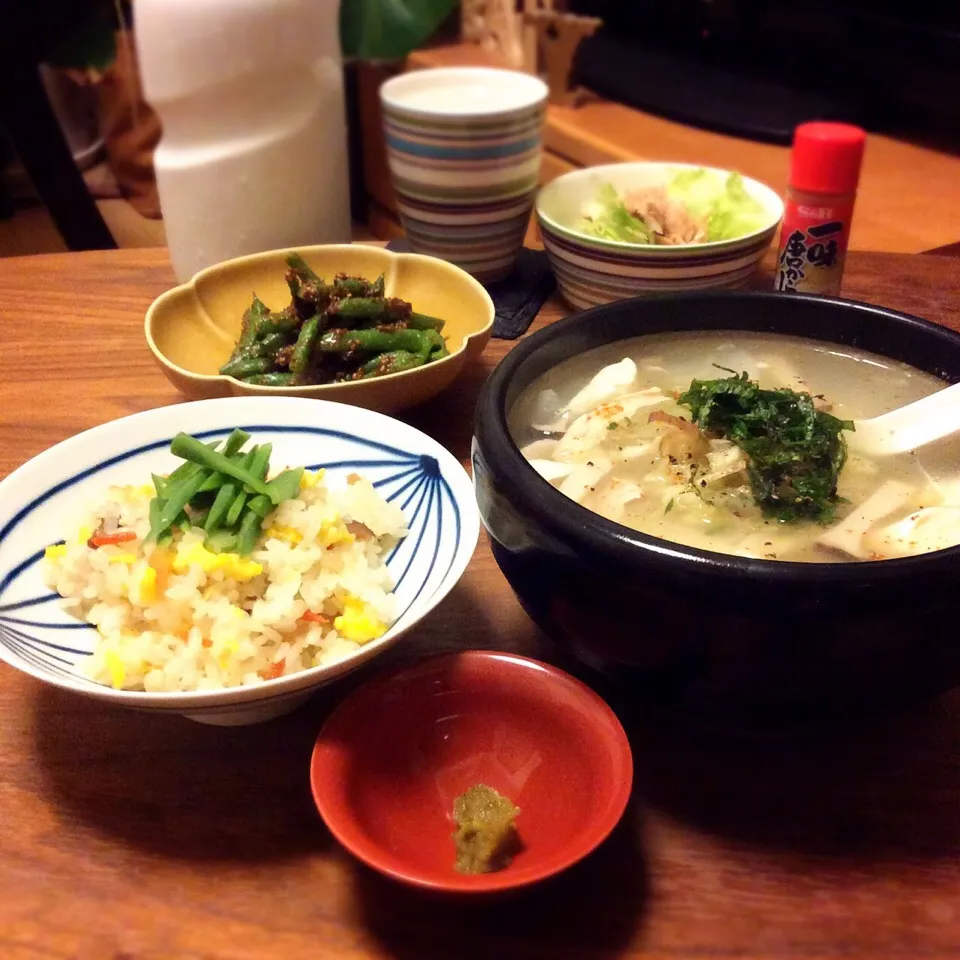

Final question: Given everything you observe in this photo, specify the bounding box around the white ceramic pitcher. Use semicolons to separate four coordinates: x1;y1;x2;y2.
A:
135;0;351;282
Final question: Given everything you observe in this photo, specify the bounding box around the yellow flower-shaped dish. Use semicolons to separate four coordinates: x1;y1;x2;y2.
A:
145;245;495;413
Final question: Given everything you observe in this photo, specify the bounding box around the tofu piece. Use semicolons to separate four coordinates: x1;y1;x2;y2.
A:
564;357;638;418
817;480;914;559
865;506;960;558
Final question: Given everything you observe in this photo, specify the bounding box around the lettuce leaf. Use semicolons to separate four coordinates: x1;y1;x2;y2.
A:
668;169;767;242
577;183;652;244
576;170;767;245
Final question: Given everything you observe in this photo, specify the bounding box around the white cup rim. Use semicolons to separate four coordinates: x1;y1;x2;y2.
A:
380;67;549;119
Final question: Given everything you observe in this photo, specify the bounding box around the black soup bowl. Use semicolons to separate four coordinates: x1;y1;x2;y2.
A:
472;292;960;733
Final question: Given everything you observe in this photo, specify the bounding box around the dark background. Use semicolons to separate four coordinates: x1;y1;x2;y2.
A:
568;1;960;144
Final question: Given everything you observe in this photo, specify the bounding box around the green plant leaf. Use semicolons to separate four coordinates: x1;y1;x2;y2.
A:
340;0;458;61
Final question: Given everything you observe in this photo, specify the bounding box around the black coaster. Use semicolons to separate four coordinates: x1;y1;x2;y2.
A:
385;239;555;340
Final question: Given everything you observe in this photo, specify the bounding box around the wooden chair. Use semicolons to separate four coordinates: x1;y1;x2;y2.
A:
0;0;116;250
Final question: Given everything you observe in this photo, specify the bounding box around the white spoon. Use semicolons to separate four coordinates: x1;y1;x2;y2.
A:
845;380;960;457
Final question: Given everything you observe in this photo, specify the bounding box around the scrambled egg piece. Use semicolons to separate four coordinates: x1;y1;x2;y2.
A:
137;566;157;605
107;552;137;565
173;543;263;581
264;525;303;545
218;638;240;668
45;544;67;560
299;468;325;490
104;649;125;689
319;517;355;548
334;596;386;643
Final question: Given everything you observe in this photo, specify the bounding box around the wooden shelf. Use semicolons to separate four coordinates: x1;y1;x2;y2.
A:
359;42;960;255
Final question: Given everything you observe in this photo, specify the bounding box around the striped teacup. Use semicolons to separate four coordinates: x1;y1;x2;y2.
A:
380;67;548;283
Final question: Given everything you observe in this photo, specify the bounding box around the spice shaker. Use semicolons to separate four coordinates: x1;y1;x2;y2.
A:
775;122;866;296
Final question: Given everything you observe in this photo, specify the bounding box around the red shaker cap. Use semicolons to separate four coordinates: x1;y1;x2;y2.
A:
789;122;866;195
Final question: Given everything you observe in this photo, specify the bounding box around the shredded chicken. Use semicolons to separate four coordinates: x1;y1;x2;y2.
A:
622;186;708;245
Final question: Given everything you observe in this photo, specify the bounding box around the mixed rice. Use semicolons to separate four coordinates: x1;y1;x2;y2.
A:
43;469;407;691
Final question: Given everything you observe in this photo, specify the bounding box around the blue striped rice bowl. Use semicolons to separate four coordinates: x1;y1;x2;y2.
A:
380;67;548;282
0;397;479;726
536;162;784;310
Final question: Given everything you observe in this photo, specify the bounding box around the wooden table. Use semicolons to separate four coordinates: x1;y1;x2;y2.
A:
2;249;960;960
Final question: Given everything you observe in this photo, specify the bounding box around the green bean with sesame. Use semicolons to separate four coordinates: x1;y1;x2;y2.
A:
217;251;452;385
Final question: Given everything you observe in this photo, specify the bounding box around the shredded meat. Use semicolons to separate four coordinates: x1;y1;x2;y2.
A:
649;410;709;461
648;410;696;433
623;186;708;245
345;521;375;541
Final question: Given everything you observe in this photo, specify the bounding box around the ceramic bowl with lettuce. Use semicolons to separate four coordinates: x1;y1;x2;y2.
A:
535;162;784;309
